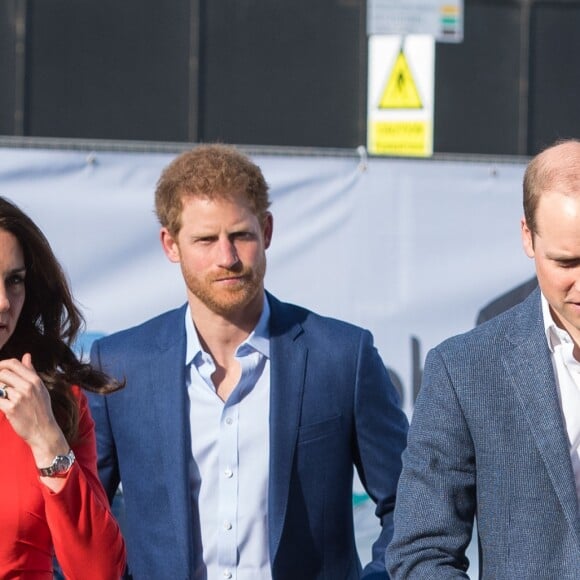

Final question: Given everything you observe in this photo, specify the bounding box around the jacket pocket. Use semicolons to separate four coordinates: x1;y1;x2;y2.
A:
297;415;342;444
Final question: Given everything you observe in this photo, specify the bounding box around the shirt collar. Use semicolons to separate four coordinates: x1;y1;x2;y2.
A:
243;296;270;358
185;295;271;365
541;292;574;352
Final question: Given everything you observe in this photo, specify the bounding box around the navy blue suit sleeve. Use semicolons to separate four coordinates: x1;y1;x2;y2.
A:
354;330;409;579
386;347;475;579
87;338;121;504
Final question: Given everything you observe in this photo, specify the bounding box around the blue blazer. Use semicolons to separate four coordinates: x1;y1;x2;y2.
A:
89;293;408;579
387;288;580;579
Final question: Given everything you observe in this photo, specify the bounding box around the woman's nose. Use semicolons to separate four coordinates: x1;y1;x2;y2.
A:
0;286;10;312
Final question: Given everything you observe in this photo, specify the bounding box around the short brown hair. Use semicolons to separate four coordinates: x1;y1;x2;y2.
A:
523;138;580;235
155;144;270;236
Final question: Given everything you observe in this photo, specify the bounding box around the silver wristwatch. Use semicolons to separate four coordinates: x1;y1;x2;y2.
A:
38;449;76;477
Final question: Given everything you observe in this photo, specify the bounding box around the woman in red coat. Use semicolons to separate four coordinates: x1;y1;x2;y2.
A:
0;196;126;578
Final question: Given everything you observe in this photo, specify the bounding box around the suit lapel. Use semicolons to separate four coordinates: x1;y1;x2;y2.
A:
504;292;580;543
267;294;307;563
149;306;195;575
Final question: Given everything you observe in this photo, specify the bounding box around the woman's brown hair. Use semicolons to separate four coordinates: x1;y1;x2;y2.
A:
0;196;122;443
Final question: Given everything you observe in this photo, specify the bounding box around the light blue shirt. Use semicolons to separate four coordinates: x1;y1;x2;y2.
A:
185;298;272;580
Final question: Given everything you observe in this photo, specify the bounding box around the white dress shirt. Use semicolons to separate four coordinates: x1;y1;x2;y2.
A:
185;299;272;580
541;293;580;507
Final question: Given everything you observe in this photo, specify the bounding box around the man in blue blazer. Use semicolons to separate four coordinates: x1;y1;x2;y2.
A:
89;144;408;579
387;139;580;578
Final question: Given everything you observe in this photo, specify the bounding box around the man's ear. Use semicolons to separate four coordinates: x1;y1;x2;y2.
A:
521;217;535;258
263;212;273;249
160;228;181;263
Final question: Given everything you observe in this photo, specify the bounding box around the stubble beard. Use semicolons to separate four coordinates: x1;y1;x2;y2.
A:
184;260;266;318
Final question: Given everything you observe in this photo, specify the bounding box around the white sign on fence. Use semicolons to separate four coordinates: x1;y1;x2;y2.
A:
367;0;463;43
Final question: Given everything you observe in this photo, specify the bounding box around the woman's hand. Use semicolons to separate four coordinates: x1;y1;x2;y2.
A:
0;353;70;486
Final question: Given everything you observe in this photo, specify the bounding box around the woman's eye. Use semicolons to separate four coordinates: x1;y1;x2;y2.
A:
7;274;25;286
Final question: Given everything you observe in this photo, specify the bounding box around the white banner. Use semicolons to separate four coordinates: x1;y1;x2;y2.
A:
0;143;532;575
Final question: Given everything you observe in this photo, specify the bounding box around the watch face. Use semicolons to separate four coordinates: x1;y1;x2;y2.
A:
54;456;71;473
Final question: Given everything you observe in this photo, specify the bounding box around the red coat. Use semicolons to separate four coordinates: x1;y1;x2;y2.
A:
0;387;126;579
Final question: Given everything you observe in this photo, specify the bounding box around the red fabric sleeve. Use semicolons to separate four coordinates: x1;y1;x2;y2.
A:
41;388;126;580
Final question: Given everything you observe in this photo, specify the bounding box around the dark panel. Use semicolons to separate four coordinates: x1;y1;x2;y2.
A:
0;1;18;134
200;0;365;148
528;2;580;155
434;0;524;155
25;0;192;141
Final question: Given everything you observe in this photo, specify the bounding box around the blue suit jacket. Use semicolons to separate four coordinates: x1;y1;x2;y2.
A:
387;289;580;579
89;293;408;579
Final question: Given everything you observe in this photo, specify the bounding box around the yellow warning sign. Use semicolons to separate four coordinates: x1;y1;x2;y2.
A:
368;35;434;157
378;50;423;110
